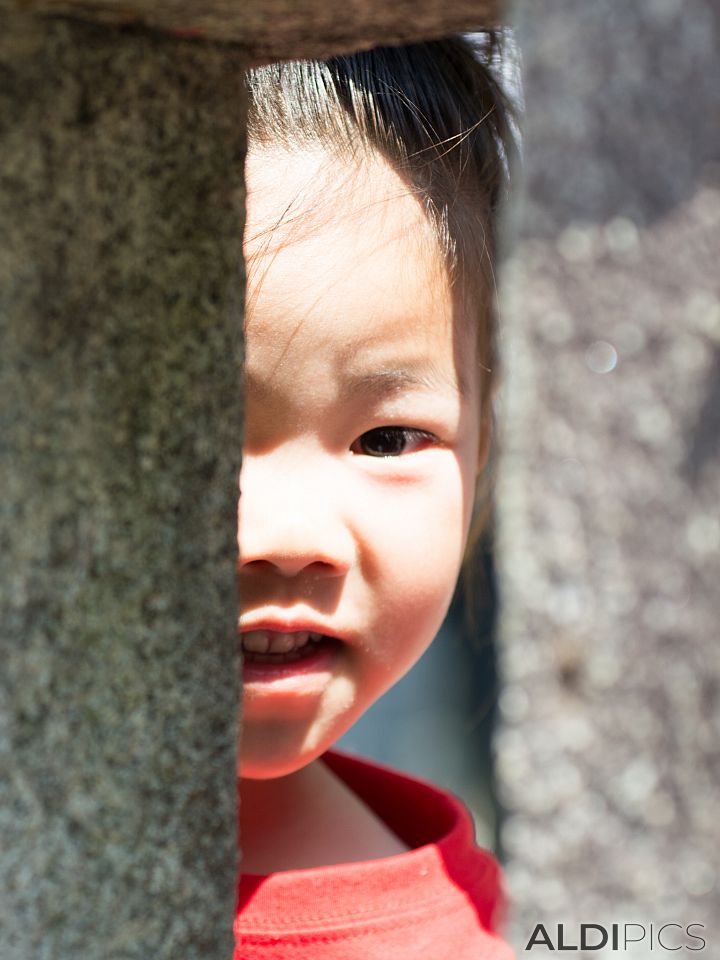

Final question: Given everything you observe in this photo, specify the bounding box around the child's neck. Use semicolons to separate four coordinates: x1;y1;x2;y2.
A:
239;757;409;874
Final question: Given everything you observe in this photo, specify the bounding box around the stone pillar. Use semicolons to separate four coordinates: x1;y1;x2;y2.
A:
0;0;501;58
497;0;720;951
0;4;509;958
0;17;246;958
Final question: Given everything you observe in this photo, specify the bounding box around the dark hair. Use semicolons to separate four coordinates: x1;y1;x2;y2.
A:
245;36;517;549
247;33;515;404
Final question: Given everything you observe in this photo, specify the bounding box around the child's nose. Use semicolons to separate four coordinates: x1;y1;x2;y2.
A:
237;456;355;579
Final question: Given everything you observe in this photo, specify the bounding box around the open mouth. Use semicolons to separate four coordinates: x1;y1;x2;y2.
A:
240;630;341;666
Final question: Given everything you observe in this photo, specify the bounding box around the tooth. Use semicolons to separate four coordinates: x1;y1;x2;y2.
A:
242;630;269;653
267;631;309;653
267;633;294;654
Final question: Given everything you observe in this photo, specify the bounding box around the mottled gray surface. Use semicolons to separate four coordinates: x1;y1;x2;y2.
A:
0;0;501;61
496;0;720;955
0;16;245;959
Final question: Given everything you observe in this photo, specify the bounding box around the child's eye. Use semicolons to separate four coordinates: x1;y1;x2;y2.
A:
350;427;435;458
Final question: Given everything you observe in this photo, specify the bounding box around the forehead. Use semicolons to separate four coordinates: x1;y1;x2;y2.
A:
243;144;476;390
245;143;434;252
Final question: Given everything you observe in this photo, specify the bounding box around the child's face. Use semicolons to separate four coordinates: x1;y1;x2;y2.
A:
239;144;485;779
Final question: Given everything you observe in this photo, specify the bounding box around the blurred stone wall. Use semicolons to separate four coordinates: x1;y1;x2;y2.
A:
496;0;720;954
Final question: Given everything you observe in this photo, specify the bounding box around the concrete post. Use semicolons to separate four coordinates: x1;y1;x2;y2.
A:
497;0;720;950
0;16;246;958
0;4;505;957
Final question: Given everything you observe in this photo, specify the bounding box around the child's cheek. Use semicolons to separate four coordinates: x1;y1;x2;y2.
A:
365;459;471;578
361;461;470;655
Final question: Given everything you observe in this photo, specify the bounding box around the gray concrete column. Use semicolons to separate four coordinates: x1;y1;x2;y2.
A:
0;16;245;958
497;0;720;949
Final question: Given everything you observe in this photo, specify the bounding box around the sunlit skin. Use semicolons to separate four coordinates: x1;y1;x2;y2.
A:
237;143;488;872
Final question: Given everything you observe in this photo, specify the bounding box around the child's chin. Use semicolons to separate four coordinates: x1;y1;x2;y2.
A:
238;731;335;781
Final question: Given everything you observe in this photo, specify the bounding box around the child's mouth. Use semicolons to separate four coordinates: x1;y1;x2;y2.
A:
240;630;342;683
241;630;328;662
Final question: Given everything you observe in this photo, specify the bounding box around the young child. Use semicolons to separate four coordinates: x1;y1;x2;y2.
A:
235;36;517;959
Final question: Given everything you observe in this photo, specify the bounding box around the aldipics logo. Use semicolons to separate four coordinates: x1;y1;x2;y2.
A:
524;923;707;952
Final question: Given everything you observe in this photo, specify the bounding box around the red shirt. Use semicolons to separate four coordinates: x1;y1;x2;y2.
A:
235;749;515;959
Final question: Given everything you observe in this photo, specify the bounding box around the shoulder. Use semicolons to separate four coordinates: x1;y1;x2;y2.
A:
237;752;514;957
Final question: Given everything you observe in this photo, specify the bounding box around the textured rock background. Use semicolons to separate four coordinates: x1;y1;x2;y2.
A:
0;17;246;959
496;0;720;954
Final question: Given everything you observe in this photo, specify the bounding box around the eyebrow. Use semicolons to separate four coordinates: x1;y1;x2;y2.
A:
339;366;466;405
